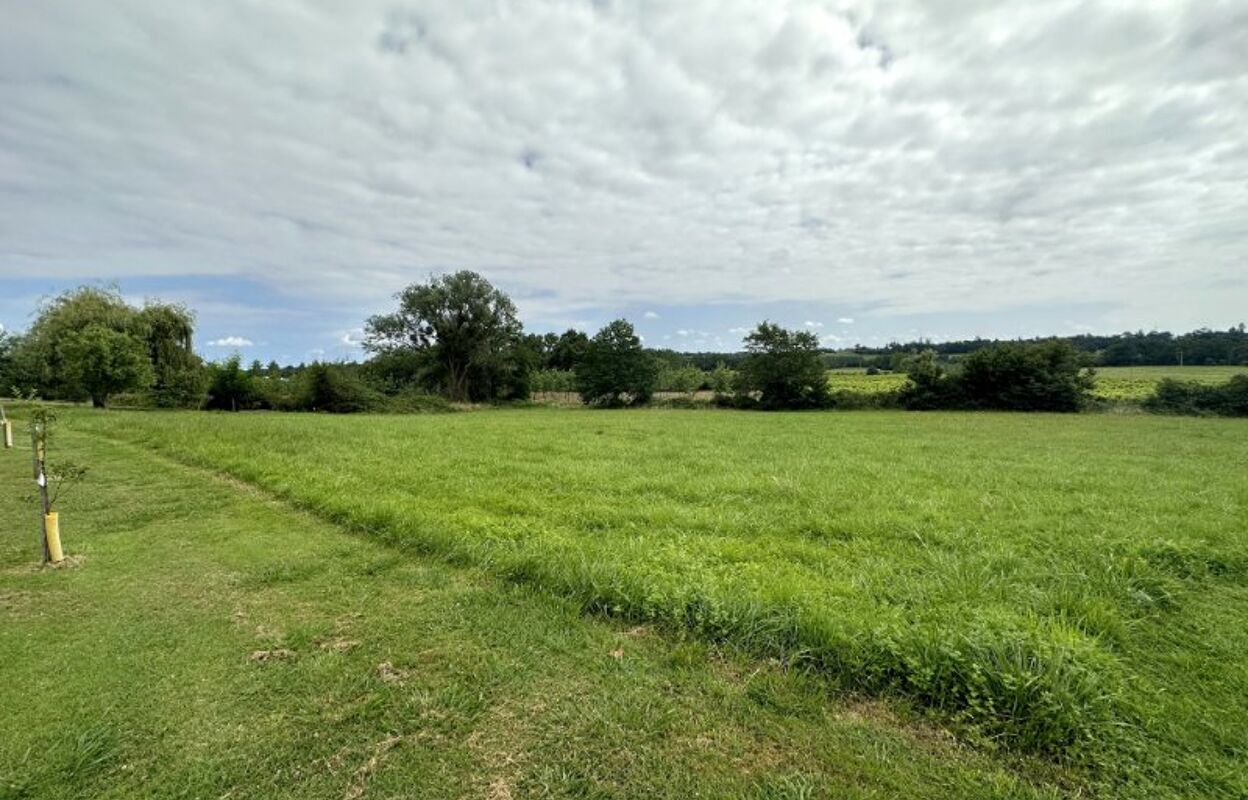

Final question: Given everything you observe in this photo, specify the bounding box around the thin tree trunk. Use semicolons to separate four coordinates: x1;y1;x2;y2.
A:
31;424;50;564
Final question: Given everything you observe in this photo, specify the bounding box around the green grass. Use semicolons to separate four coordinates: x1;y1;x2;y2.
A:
49;407;1248;798
1;421;1070;799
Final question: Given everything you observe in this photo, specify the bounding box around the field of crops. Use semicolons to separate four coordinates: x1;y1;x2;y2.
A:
62;407;1248;797
1090;366;1248;401
827;365;1248;401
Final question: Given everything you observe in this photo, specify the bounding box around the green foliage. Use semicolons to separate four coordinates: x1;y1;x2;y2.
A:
4;286;204;407
138;303;202;407
205;355;258;411
957;341;1094;412
1143;375;1248;416
531;368;578;393
575;320;658;407
898;350;961;410
60;325;154;408
733;322;831;410
11;286;141;400
530;328;591;371
708;362;735;396
296;363;373;413
898;342;1094;412
656;365;705;395
0;330;21;395
364;271;528;402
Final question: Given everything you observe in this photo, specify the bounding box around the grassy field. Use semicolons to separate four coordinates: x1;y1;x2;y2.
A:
827;365;1248;401
38;406;1248;798
0;424;1068;799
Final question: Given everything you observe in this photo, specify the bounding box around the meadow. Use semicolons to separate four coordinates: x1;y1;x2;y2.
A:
43;406;1248;798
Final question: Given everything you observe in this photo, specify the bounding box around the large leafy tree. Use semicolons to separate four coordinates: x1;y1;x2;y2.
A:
60;325;153;408
364;271;526;402
734;322;831;409
575;319;658;407
14;286;140;399
9;286;204;407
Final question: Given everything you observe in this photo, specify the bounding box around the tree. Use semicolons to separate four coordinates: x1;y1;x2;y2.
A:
138;303;203;407
60;325;153;407
205;355;257;411
12;286;140;400
548;329;591;371
297;362;371;413
575;320;658;407
364;271;526;402
8;286;203;405
734;322;831;409
0;330;20;393
708;362;735;396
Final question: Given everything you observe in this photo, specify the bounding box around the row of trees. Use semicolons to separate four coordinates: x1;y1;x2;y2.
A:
821;326;1248;369
1;277;1239;415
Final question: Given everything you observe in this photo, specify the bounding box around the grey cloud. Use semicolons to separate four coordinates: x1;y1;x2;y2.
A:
0;0;1244;332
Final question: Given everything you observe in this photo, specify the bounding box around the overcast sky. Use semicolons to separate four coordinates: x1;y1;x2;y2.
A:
2;0;1245;361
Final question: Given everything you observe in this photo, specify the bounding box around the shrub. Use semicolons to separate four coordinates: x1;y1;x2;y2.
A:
149;365;207;408
957;341;1093;412
900;342;1094;412
296;363;374;413
898;350;962;410
1143;375;1248;416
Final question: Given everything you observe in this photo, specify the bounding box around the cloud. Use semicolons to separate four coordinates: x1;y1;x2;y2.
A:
207;336;253;347
0;0;1244;337
804;320;824;328
643;311;659;319
338;328;366;346
838;317;855;325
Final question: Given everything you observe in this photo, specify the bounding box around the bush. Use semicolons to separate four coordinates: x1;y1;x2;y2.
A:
296;363;374;413
733;322;832;410
1143;375;1248;416
957;341;1093;412
898;350;963;410
149;366;207;408
900;342;1093;412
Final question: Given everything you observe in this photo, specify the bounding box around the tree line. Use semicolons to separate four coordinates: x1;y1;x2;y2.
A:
1;277;1244;416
